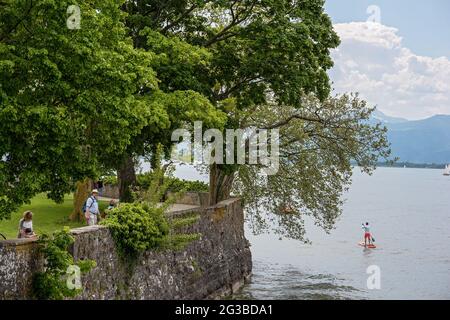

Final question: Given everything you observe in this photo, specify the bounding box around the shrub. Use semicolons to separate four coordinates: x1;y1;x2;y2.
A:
167;178;209;193
102;175;118;186
32;228;96;300
101;203;170;256
102;172;208;197
103;168;203;257
136;172;208;193
136;172;155;190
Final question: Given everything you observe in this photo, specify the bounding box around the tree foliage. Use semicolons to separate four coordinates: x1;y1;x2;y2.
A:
120;0;341;204
0;0;157;219
234;94;390;240
124;0;340;114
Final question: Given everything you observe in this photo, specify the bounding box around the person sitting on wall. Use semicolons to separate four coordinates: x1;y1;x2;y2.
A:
18;211;38;239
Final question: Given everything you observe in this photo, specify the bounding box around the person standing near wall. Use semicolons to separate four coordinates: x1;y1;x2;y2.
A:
84;189;100;226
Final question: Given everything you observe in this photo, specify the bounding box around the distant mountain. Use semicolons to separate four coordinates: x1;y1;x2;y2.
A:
372;111;450;164
372;109;408;124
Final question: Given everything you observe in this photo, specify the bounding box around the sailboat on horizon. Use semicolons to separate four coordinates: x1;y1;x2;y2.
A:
444;164;450;176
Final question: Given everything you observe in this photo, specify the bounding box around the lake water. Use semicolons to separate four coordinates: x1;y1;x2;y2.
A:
173;165;450;300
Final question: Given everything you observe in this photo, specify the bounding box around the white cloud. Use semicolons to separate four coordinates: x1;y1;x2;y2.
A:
329;22;450;120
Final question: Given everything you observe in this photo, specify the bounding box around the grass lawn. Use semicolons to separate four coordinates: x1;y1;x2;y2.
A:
0;194;108;239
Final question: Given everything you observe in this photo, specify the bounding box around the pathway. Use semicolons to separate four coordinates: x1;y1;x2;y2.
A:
98;196;200;213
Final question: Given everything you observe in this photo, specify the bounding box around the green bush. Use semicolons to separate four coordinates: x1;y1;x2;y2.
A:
137;172;208;192
163;212;202;251
102;175;118;186
102;169;203;257
102;172;208;193
32;228;96;300
101;203;170;256
136;172;155;190
166;178;209;193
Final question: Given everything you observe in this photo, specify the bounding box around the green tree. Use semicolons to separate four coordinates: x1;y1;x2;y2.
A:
114;15;227;202
0;0;157;220
121;0;341;203
114;88;226;202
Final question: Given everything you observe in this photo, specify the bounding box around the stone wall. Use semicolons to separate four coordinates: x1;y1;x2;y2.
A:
168;191;210;207
100;184;119;199
0;198;252;300
0;239;44;299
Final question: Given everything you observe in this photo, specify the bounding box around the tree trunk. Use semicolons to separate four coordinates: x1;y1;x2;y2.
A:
118;155;137;203
70;178;93;221
209;164;235;205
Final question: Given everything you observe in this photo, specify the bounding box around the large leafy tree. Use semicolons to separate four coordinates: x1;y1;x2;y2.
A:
112;5;228;201
0;0;157;220
113;27;227;202
122;0;341;202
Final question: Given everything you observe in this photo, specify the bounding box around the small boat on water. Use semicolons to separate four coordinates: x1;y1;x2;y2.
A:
444;164;450;176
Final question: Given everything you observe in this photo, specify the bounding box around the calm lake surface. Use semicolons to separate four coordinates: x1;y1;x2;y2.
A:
173;165;450;299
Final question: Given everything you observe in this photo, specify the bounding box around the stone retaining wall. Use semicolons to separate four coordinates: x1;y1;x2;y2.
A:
0;198;252;299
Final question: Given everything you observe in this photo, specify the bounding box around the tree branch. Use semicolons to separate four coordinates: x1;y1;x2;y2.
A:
204;0;256;47
161;3;199;34
262;113;327;130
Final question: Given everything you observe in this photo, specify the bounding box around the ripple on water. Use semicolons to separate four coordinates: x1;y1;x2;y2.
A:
236;261;363;300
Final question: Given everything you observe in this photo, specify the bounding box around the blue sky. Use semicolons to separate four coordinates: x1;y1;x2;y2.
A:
324;0;450;120
325;0;450;59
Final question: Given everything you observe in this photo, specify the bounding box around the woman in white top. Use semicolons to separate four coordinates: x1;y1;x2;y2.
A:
18;211;37;239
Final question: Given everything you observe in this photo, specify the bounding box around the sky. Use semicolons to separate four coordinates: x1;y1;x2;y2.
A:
324;0;450;120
